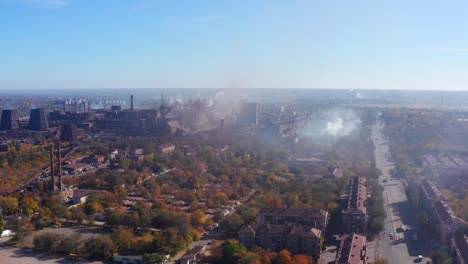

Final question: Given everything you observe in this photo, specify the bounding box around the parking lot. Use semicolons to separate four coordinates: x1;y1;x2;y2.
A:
22;225;112;248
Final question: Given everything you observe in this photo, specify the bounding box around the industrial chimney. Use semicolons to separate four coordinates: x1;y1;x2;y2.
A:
49;145;55;192
57;143;62;191
131;95;134;110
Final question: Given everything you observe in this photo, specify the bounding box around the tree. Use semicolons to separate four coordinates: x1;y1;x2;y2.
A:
84;236;117;259
0;197;18;215
111;228;136;252
293;255;314;264
238;253;262;264
104;208;125;227
20;197;40;216
70;206;86;223
191;209;207;226
221;213;244;237
430;249;453;264
221;240;247;264
113;185;128;203
123;211;141;229
0;215;4;233
33;232;61;252
274;250;293;264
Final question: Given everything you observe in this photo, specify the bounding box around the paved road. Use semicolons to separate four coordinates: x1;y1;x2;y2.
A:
167;238;212;264
371;119;431;264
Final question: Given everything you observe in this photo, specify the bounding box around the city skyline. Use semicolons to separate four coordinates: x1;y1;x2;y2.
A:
2;0;468;90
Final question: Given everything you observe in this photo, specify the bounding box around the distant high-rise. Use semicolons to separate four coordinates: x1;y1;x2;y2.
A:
29;108;49;131
239;102;259;128
111;105;122;112
0;110;20;130
60;123;78;142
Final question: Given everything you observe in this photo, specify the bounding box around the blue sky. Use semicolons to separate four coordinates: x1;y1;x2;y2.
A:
1;0;468;90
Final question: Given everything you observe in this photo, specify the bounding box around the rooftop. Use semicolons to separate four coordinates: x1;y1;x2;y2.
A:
240;223;322;238
259;208;328;218
336;234;367;264
343;176;367;215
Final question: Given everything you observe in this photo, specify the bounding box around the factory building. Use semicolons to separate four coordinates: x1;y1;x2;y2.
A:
29;108;49;131
0;110;20;130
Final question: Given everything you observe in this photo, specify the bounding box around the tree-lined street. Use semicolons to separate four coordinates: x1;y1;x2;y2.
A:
371;119;431;264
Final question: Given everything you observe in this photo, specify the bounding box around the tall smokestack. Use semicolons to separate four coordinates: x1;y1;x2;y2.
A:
49;145;55;192
57;143;62;191
131;95;134;110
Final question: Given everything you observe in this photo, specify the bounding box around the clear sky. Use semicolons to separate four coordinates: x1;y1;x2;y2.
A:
1;0;468;90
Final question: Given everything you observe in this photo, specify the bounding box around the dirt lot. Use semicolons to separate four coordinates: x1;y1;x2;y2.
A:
0;247;105;264
22;225;112;248
0;225;112;264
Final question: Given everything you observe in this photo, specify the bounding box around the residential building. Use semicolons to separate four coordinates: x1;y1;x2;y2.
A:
71;189;100;204
419;179;467;247
258;208;328;230
239;208;328;259
342;176;368;234
335;234;367;264
128;148;145;161
158;143;175;155
129;148;144;156
327;165;343;178
239;223;322;258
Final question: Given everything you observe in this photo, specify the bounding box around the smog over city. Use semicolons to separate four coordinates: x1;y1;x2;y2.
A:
0;1;467;264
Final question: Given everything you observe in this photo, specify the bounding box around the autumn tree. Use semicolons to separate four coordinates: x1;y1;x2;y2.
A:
111;228;136;252
0;196;18;215
221;239;248;264
221;213;245;237
0;215;4;233
191;209;207;226
293;255;315;264
84;236;117;259
274;250;293;264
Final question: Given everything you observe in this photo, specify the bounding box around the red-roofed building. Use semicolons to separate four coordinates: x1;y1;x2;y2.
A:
257;208;328;230
342;176;368;234
335;234;367;264
239;223;322;258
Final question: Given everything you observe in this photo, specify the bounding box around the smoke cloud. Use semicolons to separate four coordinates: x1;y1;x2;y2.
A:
301;108;361;139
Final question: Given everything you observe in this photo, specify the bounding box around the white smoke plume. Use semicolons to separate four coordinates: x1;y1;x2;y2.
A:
302;108;361;139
